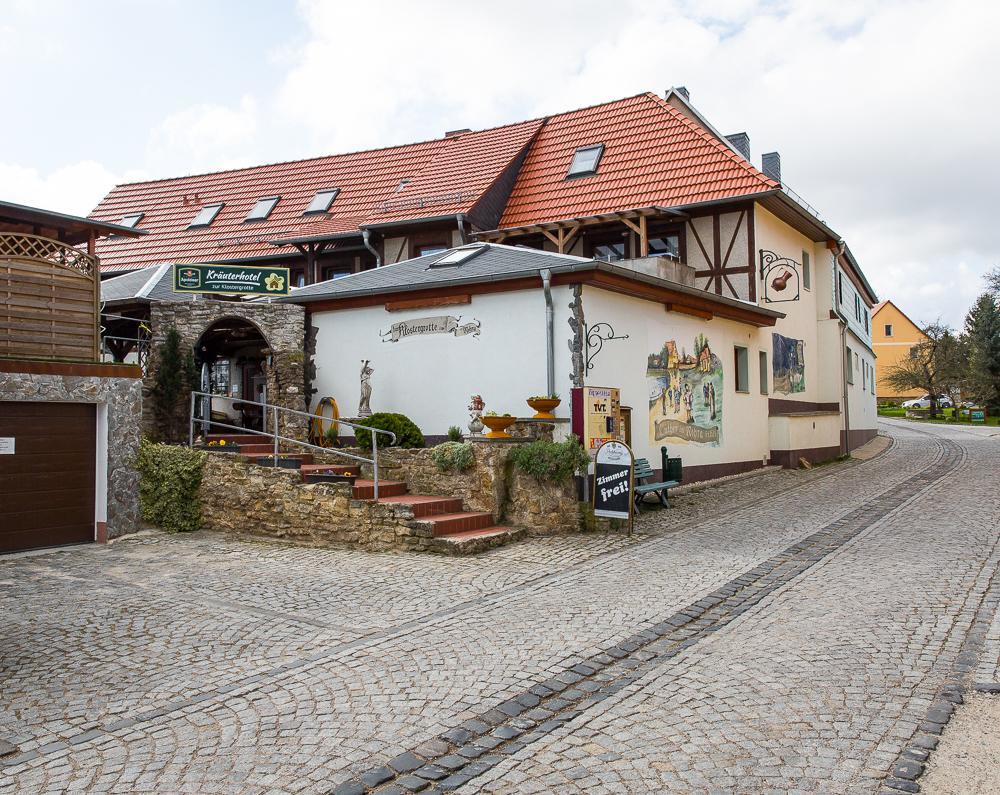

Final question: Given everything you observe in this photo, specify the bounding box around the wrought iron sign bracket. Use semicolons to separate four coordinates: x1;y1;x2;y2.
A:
759;249;802;304
586;322;629;372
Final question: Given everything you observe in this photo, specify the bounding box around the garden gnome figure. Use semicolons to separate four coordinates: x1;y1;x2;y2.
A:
358;360;374;418
468;394;485;435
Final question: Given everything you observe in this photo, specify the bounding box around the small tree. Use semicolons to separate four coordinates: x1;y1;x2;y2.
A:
883;321;962;417
985;265;1000;296
963;292;1000;413
151;327;197;443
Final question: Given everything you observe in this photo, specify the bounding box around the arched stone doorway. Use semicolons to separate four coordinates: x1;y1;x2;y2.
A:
195;317;270;431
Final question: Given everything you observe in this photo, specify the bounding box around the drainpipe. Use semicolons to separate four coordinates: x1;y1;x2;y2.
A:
540;269;556;397
456;213;467;245
833;240;851;455
362;228;382;268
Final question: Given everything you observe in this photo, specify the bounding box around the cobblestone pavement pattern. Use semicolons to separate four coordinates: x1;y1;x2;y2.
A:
1;420;998;793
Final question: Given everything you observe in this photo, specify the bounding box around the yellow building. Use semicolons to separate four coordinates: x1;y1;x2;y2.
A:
872;300;928;401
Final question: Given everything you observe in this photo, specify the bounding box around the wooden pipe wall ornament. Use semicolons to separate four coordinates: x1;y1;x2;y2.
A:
759;250;802;304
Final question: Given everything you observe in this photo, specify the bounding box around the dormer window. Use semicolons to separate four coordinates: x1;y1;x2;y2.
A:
188;203;223;228
303;188;339;214
245;196;280;222
567;144;604;178
119;213;144;228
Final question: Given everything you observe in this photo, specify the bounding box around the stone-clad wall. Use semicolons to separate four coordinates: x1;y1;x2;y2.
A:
0;372;142;539
199;454;438;552
148;302;308;439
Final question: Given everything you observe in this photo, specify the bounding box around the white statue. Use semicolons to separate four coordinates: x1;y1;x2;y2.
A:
358;360;374;418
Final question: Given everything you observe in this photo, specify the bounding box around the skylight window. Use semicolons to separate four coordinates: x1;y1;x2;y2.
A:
429;245;487;268
303;188;339;214
567;144;605;178
188;203;223;228
245;196;280;222
119;213;144;228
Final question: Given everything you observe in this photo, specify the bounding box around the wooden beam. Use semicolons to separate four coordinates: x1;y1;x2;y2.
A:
619;216;642;237
385;294;471;312
639;215;648;259
539;228;561;249
665;303;713;320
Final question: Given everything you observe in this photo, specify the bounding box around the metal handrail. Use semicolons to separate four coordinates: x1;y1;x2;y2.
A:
188;391;396;500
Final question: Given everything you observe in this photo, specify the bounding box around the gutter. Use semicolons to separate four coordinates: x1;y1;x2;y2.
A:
832;240;851;455
540;269;555;396
362;228;382;268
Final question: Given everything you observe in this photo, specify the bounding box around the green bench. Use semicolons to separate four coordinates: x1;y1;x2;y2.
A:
633;448;683;511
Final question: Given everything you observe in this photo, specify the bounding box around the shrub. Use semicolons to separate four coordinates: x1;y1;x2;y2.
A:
354;412;424;450
447;425;464;442
509;435;589;483
136;438;206;532
150;327;197;443
431;442;474;472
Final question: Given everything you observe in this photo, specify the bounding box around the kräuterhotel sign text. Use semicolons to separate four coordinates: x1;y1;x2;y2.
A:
173;264;290;296
380;315;481;343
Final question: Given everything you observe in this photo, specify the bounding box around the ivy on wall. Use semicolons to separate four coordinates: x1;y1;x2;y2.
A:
136;439;206;533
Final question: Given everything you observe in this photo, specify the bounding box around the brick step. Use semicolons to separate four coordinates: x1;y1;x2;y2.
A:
431;526;527;555
377;494;464;517
352;479;408;499
419;511;495;537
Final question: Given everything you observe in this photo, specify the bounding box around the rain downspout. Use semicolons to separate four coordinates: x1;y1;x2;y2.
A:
456;213;467;245
833;240;850;455
362;228;382;268
540;269;556;396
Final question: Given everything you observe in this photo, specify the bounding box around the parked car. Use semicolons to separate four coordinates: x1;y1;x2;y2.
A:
901;394;953;409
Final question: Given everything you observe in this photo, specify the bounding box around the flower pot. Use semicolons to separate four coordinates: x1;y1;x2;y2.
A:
526;397;561;419
255;456;302;469
481;415;516;438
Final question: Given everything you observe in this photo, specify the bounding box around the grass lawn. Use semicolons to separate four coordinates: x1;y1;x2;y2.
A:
877;406;999;426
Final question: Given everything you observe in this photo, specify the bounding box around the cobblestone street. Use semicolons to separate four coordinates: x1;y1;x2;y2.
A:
2;420;998;794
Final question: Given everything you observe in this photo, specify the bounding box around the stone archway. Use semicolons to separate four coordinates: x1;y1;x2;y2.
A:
146;302;308;440
194;317;270;432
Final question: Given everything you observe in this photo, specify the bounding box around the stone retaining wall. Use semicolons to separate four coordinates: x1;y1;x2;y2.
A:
198;454;437;552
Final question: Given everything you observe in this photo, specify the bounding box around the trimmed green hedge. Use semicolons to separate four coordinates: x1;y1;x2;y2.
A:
354;412;424;450
431;441;474;472
136;438;206;533
509;435;589;483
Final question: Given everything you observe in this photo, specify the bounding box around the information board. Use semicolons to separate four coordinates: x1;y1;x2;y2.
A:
581;386;623;456
173;263;291;296
971;408;986;423
593;440;634;526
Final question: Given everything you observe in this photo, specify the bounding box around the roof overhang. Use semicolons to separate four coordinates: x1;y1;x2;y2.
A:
285;258;783;328
0;200;147;244
474;206;688;241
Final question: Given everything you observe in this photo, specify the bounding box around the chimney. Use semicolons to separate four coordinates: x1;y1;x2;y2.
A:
761;151;781;183
725;132;751;162
674;86;690;101
445;128;471;138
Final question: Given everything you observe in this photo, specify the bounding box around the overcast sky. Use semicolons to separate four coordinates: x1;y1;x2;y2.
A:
3;0;997;327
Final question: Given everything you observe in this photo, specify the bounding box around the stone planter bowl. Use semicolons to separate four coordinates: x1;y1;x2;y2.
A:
526;397;561;419
481;415;517;438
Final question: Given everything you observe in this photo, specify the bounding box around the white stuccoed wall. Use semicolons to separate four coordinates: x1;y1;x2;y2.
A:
310;286;575;435
580;286;771;471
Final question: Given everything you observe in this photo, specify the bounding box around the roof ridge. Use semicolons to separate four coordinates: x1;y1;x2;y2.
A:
102;117;546;192
644;92;777;191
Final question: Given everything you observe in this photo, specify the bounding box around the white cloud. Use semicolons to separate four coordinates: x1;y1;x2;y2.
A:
146;96;260;175
0;161;147;217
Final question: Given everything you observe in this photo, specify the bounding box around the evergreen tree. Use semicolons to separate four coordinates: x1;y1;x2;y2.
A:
151;327;197;443
963;292;1000;412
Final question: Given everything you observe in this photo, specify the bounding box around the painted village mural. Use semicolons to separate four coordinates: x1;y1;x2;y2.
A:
772;332;806;394
646;334;723;446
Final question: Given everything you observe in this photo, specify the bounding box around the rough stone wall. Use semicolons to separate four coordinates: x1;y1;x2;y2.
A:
0;373;142;539
148;302;308;439
198;454;436;552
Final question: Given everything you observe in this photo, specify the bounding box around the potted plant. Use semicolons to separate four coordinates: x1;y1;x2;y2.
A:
303;467;357;485
254;455;302;469
526;393;561;419
205;439;241;452
481;411;517;438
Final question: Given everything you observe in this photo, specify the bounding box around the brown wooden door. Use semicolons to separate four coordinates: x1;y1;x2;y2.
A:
0;402;95;552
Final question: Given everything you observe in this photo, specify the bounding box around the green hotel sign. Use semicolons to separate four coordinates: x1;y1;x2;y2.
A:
173;264;290;296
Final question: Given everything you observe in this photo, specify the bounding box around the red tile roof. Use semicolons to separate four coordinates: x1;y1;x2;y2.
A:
90;91;780;273
499;92;777;229
90;120;541;272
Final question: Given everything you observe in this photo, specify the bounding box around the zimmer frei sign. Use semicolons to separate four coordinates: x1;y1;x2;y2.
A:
593;439;635;532
173;264;290;296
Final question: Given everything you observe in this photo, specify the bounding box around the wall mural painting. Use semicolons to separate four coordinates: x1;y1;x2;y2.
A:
772;333;806;394
646;334;723;446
